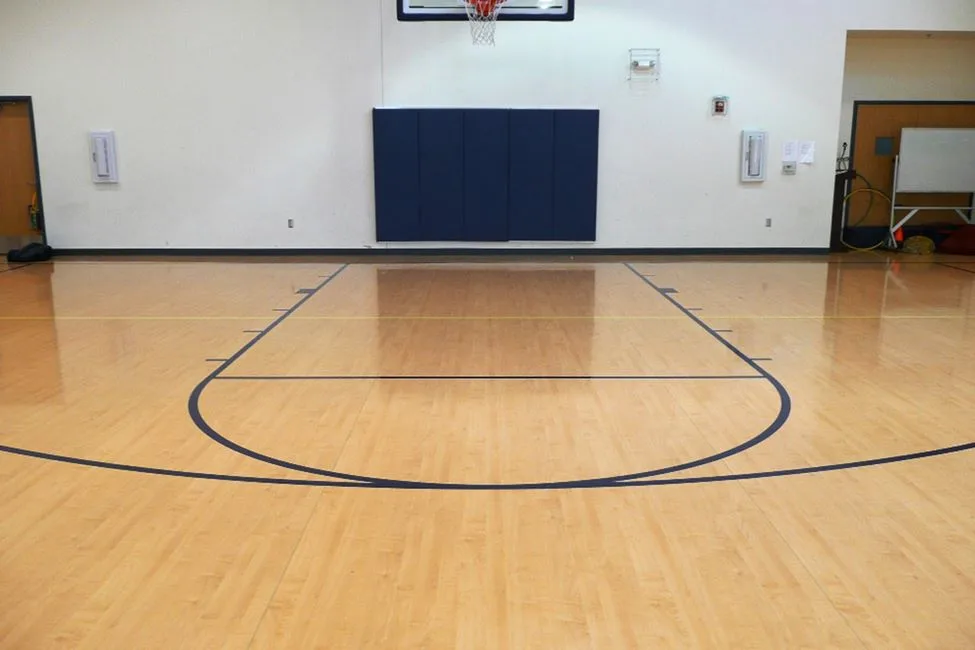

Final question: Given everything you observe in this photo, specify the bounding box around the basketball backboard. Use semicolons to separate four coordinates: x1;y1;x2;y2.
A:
398;0;574;21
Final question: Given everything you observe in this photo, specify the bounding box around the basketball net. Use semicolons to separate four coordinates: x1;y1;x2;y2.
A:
462;0;506;46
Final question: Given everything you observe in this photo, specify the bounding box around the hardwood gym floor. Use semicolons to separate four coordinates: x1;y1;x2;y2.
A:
0;255;974;648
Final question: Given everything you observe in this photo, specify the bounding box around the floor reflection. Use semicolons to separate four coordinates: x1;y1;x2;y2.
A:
375;266;596;376
0;264;62;403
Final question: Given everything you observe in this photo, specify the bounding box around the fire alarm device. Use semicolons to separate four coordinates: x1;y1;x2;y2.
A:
711;96;730;117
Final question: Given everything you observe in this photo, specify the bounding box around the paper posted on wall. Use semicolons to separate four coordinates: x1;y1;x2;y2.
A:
782;141;799;163
799;141;815;165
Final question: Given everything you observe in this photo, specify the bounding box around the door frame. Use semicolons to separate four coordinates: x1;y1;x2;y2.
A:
0;95;46;240
832;100;975;250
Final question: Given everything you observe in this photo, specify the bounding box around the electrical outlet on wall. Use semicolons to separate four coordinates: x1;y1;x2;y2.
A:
288;219;294;229
765;218;772;228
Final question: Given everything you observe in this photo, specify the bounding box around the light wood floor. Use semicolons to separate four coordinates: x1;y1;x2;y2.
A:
1;255;975;648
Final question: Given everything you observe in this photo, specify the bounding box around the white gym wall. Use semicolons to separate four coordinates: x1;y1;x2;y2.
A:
1;0;974;250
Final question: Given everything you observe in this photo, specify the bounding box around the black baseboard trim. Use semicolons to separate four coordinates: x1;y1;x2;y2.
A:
53;247;831;257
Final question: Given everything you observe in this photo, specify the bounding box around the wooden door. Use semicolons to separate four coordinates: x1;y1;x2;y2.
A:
0;102;39;236
850;103;975;227
849;104;918;227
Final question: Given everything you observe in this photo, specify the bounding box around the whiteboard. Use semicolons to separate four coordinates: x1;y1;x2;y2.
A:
896;128;975;193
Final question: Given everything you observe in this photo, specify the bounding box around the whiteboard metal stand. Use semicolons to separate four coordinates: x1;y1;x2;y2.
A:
889;155;975;247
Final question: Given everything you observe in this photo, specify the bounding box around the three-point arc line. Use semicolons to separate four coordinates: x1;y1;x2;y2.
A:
184;262;794;490
0;262;970;489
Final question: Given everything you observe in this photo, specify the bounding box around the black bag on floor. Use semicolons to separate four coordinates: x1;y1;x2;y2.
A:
7;243;53;263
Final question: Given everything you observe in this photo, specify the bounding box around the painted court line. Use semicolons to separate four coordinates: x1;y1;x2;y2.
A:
188;264;386;486
213;374;765;382
0;261;972;490
938;262;975;276
184;262;793;490
1;438;973;491
0;314;972;322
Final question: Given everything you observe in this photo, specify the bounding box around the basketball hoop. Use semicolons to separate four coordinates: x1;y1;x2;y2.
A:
461;0;506;46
